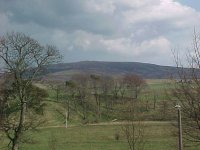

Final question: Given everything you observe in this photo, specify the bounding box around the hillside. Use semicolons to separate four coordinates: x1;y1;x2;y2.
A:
42;61;179;81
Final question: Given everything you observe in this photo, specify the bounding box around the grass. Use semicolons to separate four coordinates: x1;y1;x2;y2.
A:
1;121;196;150
19;80;194;149
1;80;199;150
39;79;176;124
0;122;171;150
128;79;173;103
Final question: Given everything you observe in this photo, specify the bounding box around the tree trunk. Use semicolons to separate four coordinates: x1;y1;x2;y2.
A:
56;88;59;101
65;110;68;128
67;100;70;120
12;139;19;150
12;142;19;150
98;102;101;119
11;100;26;150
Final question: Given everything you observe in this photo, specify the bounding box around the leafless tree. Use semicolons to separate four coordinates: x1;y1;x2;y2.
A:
98;75;113;112
122;121;145;150
120;74;146;150
0;32;61;150
48;132;58;150
110;78;120;107
123;74;146;117
64;80;77;128
118;78;127;104
172;29;200;144
153;90;157;110
122;101;146;150
90;74;102;120
72;74;90;120
123;74;146;100
49;82;64;101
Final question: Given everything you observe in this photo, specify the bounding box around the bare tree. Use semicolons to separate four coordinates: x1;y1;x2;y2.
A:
48;132;58;150
90;74;102;120
122;121;145;150
111;78;120;107
120;74;146;150
123;74;146;117
123;74;146;99
118;78;127;104
153;90;157;110
172;29;200;144
72;74;90;120
0;32;61;150
64;80;77;128
49;82;64;101
122;101;146;150
99;75;113;111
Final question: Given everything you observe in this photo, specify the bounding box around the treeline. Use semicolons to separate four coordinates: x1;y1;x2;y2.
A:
46;73;175;123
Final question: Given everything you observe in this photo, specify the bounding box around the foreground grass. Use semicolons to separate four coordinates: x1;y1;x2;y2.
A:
1;122;199;150
0;122;195;150
18;80;197;150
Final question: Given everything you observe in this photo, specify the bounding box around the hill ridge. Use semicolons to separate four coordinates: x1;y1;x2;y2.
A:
44;61;178;80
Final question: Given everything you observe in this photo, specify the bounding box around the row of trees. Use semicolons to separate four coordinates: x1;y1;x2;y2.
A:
50;74;148;150
50;73;147;123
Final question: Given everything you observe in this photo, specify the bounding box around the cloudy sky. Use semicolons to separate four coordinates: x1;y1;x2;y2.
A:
0;0;200;66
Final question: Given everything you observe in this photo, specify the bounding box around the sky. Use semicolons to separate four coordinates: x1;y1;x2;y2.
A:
0;0;200;66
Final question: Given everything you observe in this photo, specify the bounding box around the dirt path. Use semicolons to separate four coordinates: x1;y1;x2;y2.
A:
38;121;172;129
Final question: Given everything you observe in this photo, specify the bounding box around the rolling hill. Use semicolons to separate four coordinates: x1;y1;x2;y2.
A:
42;61;179;81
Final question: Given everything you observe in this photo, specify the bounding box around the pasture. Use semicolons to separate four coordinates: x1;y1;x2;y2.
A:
1;79;197;150
1;121;199;150
23;122;176;150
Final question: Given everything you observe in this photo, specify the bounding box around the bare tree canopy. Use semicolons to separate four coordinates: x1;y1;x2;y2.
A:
0;32;61;80
123;74;146;99
0;32;62;150
172;29;200;145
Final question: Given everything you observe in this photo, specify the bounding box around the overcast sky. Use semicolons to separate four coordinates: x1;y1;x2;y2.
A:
0;0;200;66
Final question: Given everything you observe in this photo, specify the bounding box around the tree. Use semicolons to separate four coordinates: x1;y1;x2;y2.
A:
123;74;146;99
118;78;127;105
98;75;114;117
172;29;200;145
123;74;146;117
122;95;145;150
110;78;120;107
99;76;112;104
122;120;145;150
65;80;77;128
49;81;63;101
0;32;61;150
90;74;102;120
71;74;90;120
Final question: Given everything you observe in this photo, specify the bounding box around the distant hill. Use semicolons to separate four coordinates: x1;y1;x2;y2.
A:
41;61;180;81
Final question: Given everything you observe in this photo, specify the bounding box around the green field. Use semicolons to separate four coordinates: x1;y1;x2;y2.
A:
1;121;199;150
1;80;198;150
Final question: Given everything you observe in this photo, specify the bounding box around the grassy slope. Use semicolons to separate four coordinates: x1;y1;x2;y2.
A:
7;122;199;150
22;80;196;150
36;79;175;127
1;80;196;150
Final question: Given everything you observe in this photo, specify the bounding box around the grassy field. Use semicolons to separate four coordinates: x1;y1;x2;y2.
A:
0;122;173;150
0;80;199;149
1;121;199;150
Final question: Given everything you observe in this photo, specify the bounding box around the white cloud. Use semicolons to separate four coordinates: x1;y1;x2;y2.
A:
0;13;10;35
121;0;200;28
0;0;200;65
86;0;116;14
101;36;171;57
